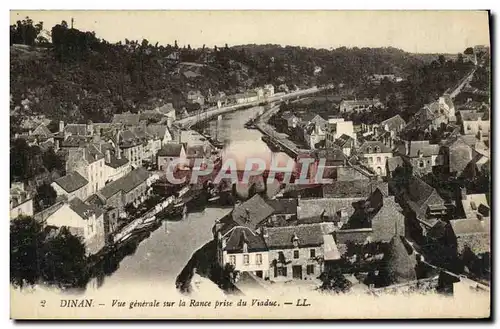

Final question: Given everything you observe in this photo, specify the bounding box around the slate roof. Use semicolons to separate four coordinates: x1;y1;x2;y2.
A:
231;194;275;231
297;197;363;220
405;176;445;222
265;199;298;215
333;134;355;148
224;227;267;253
451;218;490;236
282;112;298;121
387;156;405;172
106;154;129;168
310;148;347;165
459;110;488;122
98;167;150;200
265;224;325;249
146;125;169;139
53;171;88;193
157;143;184;157
32;124;52;137
357;141;392;154
450;218;490;254
407;141;440;158
69;197;99;219
61;135;88;148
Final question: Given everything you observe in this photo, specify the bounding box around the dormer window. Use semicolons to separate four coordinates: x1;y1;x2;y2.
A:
367;147;372;153
374;146;380;153
292;233;299;248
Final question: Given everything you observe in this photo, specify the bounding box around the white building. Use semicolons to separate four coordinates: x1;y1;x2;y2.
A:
10;183;34;220
326;119;355;148
356;141;394;177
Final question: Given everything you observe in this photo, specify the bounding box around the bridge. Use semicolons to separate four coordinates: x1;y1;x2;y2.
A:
173;86;325;130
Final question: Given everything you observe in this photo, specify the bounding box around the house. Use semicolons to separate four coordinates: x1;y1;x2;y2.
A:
216;226;269;279
10;183;34;220
262;199;298;227
233;91;259;104
457;110;490;136
59;120;96;138
280;112;299;130
300;148;348;182
31;123;53;139
355;141;393;177
449;218;490;255
115;130;145;169
146;124;172;146
51;171;89;201
415;94;456;129
333;134;355;156
334;190;406;248
297;197;364;229
325;119;355;148
386;155;411;178
187;90;205;106
459;189;490;220
439;136;477;177
65;145;106;196
263;84;275;97
339;99;382;113
103;147;131;183
401;176;448;233
398;140;440;176
378;114;406;136
34;198;106;255
96;167;151;210
264;223;331;281
157;143;187;171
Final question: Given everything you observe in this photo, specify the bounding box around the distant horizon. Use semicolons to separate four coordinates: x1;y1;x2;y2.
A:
10;10;490;54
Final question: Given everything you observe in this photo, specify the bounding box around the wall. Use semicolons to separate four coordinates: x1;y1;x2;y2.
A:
124;181;148;205
361;152;393;176
409;155;437;176
463;119;490;136
51;182;88;201
87;158;106;195
268;246;323;281
224;251;270;275
10;199;34;220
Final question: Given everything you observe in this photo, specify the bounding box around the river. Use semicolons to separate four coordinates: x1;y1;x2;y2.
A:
92;106;290;292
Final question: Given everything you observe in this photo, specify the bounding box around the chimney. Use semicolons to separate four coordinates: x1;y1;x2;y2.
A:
28;129;32;136
105;149;111;163
59;120;64;133
404;140;410;156
87;120;94;136
115;131;121;159
55;139;60;152
262;226;268;238
460;187;467;201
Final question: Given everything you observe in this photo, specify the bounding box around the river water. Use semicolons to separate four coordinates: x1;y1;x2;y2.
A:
93;106;290;291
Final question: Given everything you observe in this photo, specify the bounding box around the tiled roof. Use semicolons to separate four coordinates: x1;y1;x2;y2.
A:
157;143;184;157
231;194;275;231
265;224;325;249
357;141;392;154
53;171;88;193
224;227;267;253
265;199;298;215
98;167;150;200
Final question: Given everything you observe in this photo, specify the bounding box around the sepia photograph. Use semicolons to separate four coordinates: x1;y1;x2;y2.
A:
8;9;491;320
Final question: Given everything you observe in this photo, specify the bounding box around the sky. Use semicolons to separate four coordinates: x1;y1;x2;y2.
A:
10;10;490;53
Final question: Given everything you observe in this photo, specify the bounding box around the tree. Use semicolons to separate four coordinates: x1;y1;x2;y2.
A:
319;268;352;293
10;216;44;288
34;183;57;212
381;236;417;285
438;55;446;66
42;147;65;173
39;227;89;288
464;47;474;55
10;17;43;46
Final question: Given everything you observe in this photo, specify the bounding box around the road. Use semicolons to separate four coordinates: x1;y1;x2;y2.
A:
175;86;323;129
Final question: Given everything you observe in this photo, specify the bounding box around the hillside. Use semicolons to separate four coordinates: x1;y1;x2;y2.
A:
10;22;452;131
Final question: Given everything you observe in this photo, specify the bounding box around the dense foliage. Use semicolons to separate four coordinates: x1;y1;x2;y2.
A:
10;216;89;289
11;19;460;128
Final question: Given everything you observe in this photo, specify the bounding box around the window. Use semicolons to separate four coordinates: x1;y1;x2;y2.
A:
374;146;380;153
229;255;236;265
367;147;372;153
419;161;425;168
467;125;471;131
310;249;316;258
294;250;299;259
242;242;248;253
368;157;373;164
377;157;381;164
243;254;249;265
256;253;262;265
306;265;315;275
478;125;483;130
470;201;477;210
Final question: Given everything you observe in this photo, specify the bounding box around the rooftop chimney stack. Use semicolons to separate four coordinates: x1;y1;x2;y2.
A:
105;149;111;163
59;120;64;133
